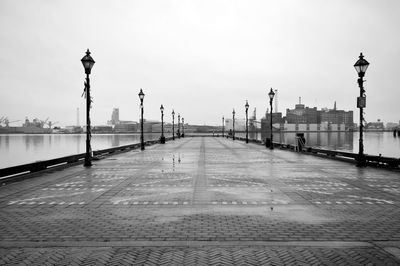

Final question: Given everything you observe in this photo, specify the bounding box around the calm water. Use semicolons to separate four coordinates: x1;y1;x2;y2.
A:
0;133;170;169
0;132;399;169
237;131;400;159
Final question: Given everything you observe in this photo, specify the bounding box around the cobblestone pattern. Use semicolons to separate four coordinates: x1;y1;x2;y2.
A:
1;137;400;264
1;208;400;242
0;246;398;266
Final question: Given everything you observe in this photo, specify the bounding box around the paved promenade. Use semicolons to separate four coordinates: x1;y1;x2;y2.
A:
1;137;400;265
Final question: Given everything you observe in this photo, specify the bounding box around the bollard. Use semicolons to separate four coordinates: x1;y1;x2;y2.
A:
265;138;271;148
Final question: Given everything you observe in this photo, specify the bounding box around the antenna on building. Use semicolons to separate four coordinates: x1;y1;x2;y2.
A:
334;101;337;111
275;89;278;113
77;107;80;126
253;108;257;120
299;97;301;104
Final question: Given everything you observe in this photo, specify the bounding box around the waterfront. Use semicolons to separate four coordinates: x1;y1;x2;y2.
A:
249;131;400;156
0;132;399;169
0;133;171;169
1;137;400;265
246;131;400;158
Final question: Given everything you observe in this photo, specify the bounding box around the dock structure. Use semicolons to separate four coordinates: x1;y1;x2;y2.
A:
1;137;400;265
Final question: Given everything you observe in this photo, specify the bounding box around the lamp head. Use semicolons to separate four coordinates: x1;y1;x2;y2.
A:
354;53;369;77
138;88;145;101
268;88;275;100
81;49;95;75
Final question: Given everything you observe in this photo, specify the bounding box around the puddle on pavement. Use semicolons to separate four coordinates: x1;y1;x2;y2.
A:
205;205;334;224
111;187;192;204
112;204;335;225
208;187;290;203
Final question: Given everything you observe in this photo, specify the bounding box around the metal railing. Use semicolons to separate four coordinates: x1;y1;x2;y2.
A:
0;137;172;181
229;135;400;169
1;134;398;182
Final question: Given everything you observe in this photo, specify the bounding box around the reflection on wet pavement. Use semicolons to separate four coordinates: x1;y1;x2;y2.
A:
1;137;400;264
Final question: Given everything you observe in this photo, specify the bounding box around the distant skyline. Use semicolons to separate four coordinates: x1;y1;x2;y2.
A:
1;0;399;127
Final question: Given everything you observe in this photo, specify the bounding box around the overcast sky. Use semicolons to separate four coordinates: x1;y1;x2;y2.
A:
0;0;399;127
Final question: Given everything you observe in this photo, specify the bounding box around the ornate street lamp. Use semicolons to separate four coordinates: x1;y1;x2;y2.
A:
178;113;181;138
182;117;185;137
245;100;249;143
268;88;275;150
354;53;369;166
222;116;225;137
160;104;165;144
81;49;95;167
172;109;175;140
138;88;145;150
232;109;236;140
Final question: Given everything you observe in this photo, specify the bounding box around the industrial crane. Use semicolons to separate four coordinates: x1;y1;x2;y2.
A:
47;121;59;128
40;117;49;128
6;120;20;127
1;117;20;127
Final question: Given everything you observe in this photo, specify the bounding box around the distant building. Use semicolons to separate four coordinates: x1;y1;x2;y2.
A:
365;120;384;130
285;100;353;130
319;102;353;130
152;123;173;133
151;123;198;134
286;100;318;124
92;125;113;133
63;126;83;134
143;120;159;132
114;122;138;133
108;108;120;125
264;112;284;124
107;108;136;127
386;122;399;130
187;124;218;133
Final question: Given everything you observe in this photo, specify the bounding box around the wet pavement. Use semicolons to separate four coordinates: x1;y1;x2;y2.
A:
1;137;400;265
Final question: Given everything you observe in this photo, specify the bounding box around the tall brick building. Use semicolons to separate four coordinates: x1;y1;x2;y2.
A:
284;100;354;130
286;103;318;124
319;102;354;130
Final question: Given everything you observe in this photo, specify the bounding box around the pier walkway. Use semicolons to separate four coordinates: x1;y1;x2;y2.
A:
1;137;400;265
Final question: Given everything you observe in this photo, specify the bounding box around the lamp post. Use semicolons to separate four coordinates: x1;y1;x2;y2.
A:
232;109;235;140
172;110;175;140
160;104;165;144
245;100;249;143
354;53;370;167
182;117;185;137
268;88;275;150
138;88;145;150
81;49;95;167
222;116;225;137
178;113;181;138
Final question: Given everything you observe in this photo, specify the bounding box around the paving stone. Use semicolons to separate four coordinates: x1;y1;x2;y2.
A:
0;137;400;264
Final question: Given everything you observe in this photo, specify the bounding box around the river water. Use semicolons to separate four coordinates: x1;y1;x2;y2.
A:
0;132;399;169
